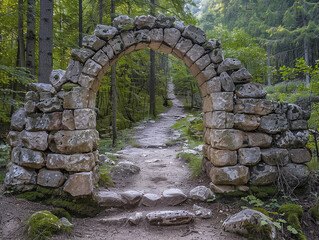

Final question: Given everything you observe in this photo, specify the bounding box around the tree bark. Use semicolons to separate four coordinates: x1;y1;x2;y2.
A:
38;0;53;83
79;0;83;47
99;0;103;24
26;0;36;74
149;0;156;117
304;38;310;86
18;0;26;68
111;0;117;146
266;44;271;86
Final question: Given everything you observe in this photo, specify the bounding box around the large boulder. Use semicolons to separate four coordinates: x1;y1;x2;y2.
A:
238;147;261;166
25;112;62;131
210;129;247;150
275;130;309;148
289;148;312;164
208;148;237;167
282;163;309;187
162;188;187;206
11;108;26;131
37;169;66;187
261;148;289;166
250;163;277;185
63;172;94;196
259;114;288;134
234;114;260;131
189;186;215;201
210;165;250;185
11;147;45;169
20;131;48;151
234;99;274;116
235;83;267;98
223;209;277;240
94;191;126;207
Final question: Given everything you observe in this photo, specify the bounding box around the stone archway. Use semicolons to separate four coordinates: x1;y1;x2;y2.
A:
5;14;311;196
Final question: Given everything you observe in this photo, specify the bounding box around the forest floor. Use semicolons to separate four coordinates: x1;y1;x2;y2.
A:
0;83;246;240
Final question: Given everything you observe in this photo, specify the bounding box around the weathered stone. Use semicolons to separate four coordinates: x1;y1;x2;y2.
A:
25;112;62;131
25;91;39;102
184;44;205;67
11;108;26;131
93;25;118;40
7;131;21;147
259;114;289;134
238;147;261;166
211;129;247;151
92;49;109;67
120;190;143;205
163;28;181;49
289;148;312;164
247;132;272;148
182;25;206;44
63;87;93;109
149;28;163;50
11;147;45;169
162;188;187;206
4;163;36;192
274;101;288;114
48;129;99;154
121;31;137;49
203;92;233;112
63;60;83;83
209;182;236;194
71;48;95;63
49;69;66;90
82;59;102;77
203;77;221;96
24;100;36;113
128;212;144;226
234;114;260;131
196;63;218;86
231;68;252;83
83;35;106;51
261;148;289;166
282;163;309;187
134;15;156;29
202;157;213;176
63;172;94;196
155;14;175;28
102;45;114;60
62;110;75;130
302;109;311;120
134;29;150;49
141;193;161;207
287;104;303;121
113;15;134;30
204;111;234;129
208;148;237;167
110;161;140;182
275;130;309;148
74;108;96;129
220;72;235;91
20;130;48;151
47;153;96;171
146;210;194;226
190;54;211;77
204;39;222;50
30;83;56;94
217;58;241;74
204;128;212;144
99;216;128;225
108;35;124;55
36;97;62;113
94;191;126;207
193;204;212;219
234;99;274;116
223;209;277;240
173;37;193;58
62;83;80;92
250;163;277;185
290;120;308;130
210;165;250;185
37;169;65;187
189;186;215;201
235;83;267;98
39;92;52;101
209;48;224;64
174;21;186;32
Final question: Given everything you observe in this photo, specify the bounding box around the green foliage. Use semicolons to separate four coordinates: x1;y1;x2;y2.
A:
310;201;319;221
99;164;114;187
50;208;72;223
177;152;202;178
27;210;72;240
243;220;272;240
253;207;269;216
241;195;265;207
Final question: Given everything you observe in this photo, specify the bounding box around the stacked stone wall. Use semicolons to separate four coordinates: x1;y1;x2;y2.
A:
4;14;311;196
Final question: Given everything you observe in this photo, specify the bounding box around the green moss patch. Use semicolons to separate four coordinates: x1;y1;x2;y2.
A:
16;187;103;217
279;204;305;240
243;220;272;240
61;83;79;92
250;185;277;199
310;202;319;221
27;210;72;240
51;208;72;222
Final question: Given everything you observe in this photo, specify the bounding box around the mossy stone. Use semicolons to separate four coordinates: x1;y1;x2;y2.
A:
250;185;276;199
62;83;79;92
279;204;305;240
253;207;269;216
51;208;72;222
310;202;319;221
243;220;272;240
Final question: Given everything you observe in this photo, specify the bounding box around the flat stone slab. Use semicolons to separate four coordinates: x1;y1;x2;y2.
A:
94;191;126;207
162;188;187;206
146;210;194;226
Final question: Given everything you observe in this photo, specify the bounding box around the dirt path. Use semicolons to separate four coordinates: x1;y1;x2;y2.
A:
0;83;245;240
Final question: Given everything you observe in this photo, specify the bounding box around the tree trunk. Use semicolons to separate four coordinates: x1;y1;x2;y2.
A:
304;38;310;86
149;0;156;117
99;0;103;24
111;0;117;146
38;0;53;83
79;0;83;47
18;0;26;68
26;0;35;74
266;44;271;86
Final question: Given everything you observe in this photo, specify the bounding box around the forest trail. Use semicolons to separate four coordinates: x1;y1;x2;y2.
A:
108;82;198;194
